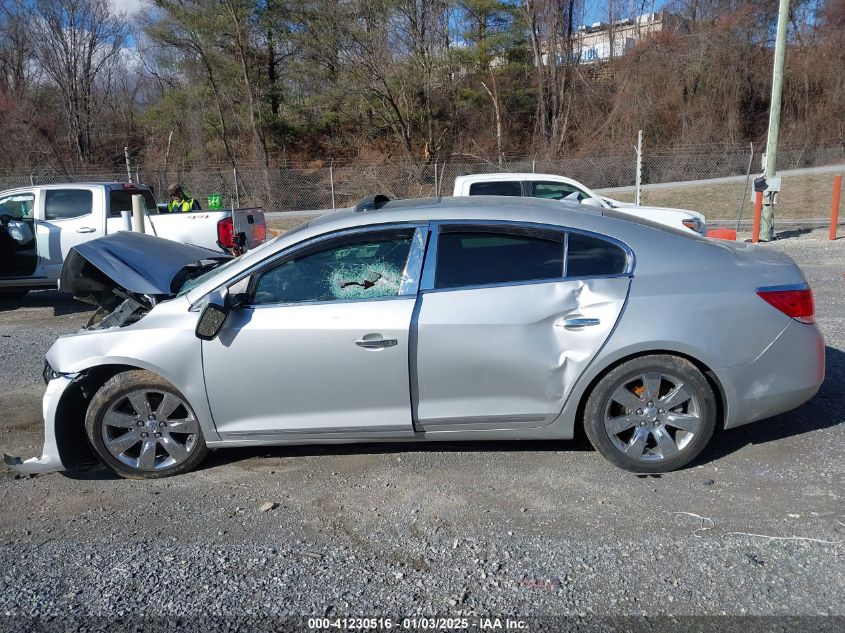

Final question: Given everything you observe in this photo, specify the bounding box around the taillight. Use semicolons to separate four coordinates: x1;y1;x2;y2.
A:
217;216;234;249
756;286;815;324
254;223;267;243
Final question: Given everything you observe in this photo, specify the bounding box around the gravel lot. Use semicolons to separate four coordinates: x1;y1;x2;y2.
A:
0;229;843;629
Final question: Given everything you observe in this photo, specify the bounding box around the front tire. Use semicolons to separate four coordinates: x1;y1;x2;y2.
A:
85;370;208;479
583;355;717;473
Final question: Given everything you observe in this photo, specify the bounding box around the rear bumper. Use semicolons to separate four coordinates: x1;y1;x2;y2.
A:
2;376;74;474
720;321;825;429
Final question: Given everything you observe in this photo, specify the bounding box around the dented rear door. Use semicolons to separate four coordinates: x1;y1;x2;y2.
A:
413;224;631;432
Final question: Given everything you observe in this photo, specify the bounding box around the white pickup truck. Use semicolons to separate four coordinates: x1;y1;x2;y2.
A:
0;182;266;297
453;173;707;236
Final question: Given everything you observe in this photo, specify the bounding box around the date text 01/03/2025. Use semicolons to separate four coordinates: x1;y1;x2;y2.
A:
306;617;529;630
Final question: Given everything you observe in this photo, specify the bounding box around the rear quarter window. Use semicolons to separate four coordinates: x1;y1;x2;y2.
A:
467;181;522;197
44;189;93;220
566;233;628;277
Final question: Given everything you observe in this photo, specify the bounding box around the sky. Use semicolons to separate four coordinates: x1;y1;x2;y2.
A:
109;0;145;18
582;0;670;26
107;0;673;27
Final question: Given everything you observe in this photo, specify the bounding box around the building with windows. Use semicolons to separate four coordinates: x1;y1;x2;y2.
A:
574;11;687;64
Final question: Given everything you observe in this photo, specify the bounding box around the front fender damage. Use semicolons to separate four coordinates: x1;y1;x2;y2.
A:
3;375;80;475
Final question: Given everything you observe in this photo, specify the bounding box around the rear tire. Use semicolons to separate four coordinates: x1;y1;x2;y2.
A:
85;370;208;479
583;354;717;473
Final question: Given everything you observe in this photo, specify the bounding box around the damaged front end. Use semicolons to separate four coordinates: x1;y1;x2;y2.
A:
61;231;231;329
4;233;232;475
4;374;79;474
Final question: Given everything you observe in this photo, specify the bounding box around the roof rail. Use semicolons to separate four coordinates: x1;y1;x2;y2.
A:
354;194;391;212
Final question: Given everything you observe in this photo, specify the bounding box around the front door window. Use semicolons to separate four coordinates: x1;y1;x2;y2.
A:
252;229;416;305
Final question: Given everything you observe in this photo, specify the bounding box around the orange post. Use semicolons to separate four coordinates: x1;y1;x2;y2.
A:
751;190;764;243
830;175;842;241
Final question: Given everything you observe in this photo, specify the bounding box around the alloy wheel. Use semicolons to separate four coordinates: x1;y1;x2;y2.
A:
603;371;702;462
101;389;199;471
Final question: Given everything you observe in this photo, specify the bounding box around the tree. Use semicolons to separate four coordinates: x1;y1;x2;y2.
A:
520;0;583;153
31;0;129;163
0;0;840;175
455;0;517;163
0;1;37;98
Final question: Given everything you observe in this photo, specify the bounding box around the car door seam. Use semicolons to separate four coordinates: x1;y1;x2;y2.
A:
551;277;634;424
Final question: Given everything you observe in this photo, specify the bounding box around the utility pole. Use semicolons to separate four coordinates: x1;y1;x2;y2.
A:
635;130;643;206
124;146;133;184
761;0;790;241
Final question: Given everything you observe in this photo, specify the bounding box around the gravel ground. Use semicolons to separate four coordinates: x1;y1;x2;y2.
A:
0;230;843;630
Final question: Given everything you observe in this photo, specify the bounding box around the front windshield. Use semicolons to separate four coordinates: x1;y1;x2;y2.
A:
176;233;285;297
176;257;243;296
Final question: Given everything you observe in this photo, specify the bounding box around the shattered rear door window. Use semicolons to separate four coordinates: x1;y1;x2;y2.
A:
252;229;415;305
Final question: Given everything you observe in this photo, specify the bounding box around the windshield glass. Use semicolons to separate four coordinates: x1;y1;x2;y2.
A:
175;234;285;297
176;257;243;296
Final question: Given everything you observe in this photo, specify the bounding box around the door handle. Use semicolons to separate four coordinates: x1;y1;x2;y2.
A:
557;317;601;329
355;338;398;349
76;227;96;233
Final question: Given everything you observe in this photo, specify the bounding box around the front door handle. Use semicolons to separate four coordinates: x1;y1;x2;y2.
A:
355;338;398;349
76;227;96;233
557;317;601;329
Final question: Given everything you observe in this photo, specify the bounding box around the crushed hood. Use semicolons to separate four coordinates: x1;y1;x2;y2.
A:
61;231;231;302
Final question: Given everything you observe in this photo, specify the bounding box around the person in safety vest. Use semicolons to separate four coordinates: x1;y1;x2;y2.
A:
166;184;201;213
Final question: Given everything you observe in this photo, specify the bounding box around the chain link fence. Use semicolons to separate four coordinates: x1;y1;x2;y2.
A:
1;144;843;224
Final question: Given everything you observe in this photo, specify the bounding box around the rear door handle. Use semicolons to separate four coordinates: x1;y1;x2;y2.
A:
76;227;96;233
355;338;398;349
557;317;601;329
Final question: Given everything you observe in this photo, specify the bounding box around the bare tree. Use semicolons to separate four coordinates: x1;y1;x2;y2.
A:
223;0;269;167
30;0;128;163
522;0;582;153
0;1;39;98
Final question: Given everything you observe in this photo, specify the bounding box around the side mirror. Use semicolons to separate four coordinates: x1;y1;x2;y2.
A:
580;197;604;208
195;288;229;341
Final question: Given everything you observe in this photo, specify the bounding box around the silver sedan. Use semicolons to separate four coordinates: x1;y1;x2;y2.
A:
5;196;825;478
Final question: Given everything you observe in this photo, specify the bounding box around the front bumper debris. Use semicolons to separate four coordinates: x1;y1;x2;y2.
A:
3;375;76;475
3;451;63;475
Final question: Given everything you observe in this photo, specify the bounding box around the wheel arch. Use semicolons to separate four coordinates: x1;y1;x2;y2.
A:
571;348;728;438
53;363;154;470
